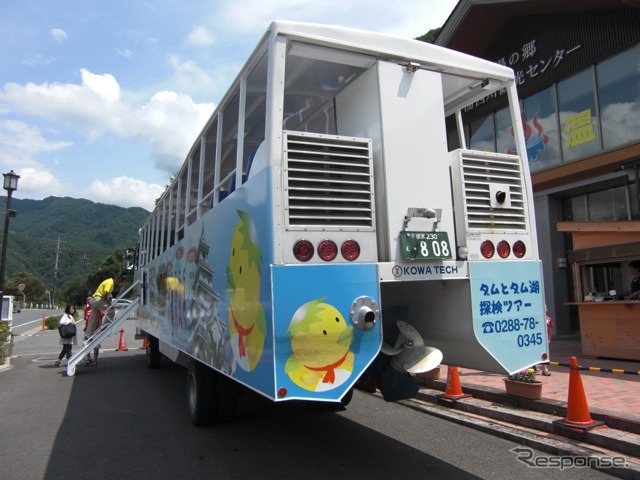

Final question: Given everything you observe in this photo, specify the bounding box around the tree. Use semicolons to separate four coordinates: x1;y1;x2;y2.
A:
61;274;86;307
5;272;47;304
85;248;133;296
416;28;442;44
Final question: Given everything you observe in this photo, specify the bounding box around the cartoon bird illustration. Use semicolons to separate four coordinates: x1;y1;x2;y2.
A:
285;297;354;392
227;210;266;371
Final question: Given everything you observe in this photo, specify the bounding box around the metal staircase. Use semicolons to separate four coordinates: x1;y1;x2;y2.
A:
67;281;140;376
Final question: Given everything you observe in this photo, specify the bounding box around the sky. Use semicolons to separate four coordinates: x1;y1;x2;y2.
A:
0;0;458;212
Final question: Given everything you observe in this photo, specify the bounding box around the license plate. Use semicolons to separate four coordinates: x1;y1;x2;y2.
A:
399;231;453;260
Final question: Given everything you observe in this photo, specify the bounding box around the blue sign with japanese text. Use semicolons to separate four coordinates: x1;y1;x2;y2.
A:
470;261;547;373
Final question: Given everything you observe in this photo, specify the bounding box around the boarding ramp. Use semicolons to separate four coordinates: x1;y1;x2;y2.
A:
67;282;140;376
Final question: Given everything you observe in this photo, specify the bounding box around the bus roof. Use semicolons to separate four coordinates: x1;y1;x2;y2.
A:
268;20;515;82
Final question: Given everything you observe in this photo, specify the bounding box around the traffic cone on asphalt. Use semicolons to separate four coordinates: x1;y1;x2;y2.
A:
41;313;46;331
140;337;148;350
116;329;128;351
437;366;472;404
553;356;604;432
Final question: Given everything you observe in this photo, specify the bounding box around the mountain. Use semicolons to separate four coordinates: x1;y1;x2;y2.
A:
3;196;149;297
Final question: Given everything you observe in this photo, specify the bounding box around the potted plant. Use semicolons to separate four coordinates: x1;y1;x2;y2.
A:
503;368;542;400
415;365;441;380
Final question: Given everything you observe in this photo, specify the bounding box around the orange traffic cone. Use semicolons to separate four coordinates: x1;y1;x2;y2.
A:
41;313;46;331
140;337;149;350
437;366;472;404
116;328;128;351
553;356;604;432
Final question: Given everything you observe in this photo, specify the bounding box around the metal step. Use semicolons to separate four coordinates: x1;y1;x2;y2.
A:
67;282;140;376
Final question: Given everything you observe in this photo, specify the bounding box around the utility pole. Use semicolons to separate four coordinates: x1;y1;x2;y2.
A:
80;254;89;300
51;236;61;308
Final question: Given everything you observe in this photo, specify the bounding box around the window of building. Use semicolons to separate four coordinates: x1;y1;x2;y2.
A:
631;183;639;220
596;45;640;151
460;42;640;176
558;69;601;162
522;86;560;173
587;187;629;221
562;184;630;221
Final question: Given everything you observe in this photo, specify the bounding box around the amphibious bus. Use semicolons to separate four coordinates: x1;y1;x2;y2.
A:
125;21;547;425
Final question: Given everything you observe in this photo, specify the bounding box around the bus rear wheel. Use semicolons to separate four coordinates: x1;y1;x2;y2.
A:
187;361;238;427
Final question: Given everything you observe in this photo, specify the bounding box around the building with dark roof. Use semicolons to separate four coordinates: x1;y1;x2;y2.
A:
435;0;640;341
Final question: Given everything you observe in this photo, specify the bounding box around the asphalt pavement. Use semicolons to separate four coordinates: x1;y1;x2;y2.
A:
3;311;639;478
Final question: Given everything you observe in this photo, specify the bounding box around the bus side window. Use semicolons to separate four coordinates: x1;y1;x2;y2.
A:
243;151;255;184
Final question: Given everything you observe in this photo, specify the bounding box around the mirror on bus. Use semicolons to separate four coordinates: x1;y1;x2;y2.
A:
125;248;137;270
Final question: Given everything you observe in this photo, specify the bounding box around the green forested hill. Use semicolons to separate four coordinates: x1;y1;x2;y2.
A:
3;196;149;302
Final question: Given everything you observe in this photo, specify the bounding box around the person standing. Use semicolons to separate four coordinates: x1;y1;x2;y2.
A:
55;305;77;367
624;260;640;300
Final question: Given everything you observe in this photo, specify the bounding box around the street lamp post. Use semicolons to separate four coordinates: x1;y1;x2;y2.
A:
0;170;20;322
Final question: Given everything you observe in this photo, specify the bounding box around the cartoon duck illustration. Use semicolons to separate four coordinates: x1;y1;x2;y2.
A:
285;297;354;392
227;210;266;371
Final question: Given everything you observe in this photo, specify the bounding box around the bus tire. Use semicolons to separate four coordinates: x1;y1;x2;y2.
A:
147;336;161;369
339;388;354;407
187;362;216;426
309;388;354;410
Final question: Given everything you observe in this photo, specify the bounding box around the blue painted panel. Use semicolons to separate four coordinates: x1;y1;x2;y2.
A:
139;168;277;396
272;263;381;401
470;261;547;373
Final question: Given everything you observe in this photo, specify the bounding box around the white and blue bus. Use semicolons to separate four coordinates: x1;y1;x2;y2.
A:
133;21;547;425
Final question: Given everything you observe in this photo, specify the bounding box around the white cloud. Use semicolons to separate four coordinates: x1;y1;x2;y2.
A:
50;28;68;42
83;176;164;211
13;167;65;198
167;54;219;99
213;0;456;38
80;69;121;102
116;48;134;58
129;90;214;171
186;25;216;47
0;120;72;158
0;69;214;170
0;121;71;198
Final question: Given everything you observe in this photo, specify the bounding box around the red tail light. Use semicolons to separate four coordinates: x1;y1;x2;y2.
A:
480;240;495;259
293;239;314;262
513;241;526;258
497;240;510;258
317;240;338;261
341;240;360;261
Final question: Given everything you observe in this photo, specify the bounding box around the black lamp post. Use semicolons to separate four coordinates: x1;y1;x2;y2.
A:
0;170;20;322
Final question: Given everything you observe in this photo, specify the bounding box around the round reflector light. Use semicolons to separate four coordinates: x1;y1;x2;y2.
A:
480;240;495;259
497;240;510;258
513;240;526;258
341;240;360;261
293;239;314;262
317;240;338;261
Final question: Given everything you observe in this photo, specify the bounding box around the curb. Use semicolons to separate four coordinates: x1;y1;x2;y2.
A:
416;377;640;436
413;387;640;461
